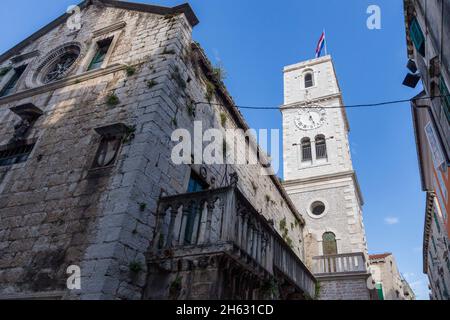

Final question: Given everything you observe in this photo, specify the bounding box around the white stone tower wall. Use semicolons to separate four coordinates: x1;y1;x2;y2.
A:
281;55;368;264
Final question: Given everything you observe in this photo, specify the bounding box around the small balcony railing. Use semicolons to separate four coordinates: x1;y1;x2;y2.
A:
151;186;316;297
312;252;367;276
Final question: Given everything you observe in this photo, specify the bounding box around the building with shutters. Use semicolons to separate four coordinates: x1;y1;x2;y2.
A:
403;0;450;300
369;253;415;300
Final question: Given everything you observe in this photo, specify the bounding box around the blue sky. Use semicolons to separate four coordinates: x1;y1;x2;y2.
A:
0;0;429;299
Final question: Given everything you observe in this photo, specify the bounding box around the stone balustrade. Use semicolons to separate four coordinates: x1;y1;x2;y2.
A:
151;186;316;298
312;252;367;275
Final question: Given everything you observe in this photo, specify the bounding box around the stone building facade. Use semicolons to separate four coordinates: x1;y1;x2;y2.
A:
280;56;373;300
369;253;415;300
0;0;315;300
403;0;450;300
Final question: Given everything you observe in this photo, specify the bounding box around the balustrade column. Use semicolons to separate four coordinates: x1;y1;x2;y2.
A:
165;207;179;248
201;201;215;244
179;203;191;245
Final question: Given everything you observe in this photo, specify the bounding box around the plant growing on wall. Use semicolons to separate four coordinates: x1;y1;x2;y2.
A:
279;217;294;249
129;261;143;273
125;65;136;76
123;125;136;143
220;112;227;127
0;67;11;77
106;93;120;106
261;279;278;298
187;101;196;118
315;281;321;300
205;81;215;103
146;79;158;89
212;64;226;82
139;203;147;212
171;67;186;90
279;217;287;230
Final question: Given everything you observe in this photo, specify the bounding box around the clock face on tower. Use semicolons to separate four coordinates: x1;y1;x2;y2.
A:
294;106;327;131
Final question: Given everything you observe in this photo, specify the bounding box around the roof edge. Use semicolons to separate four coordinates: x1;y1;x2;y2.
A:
0;0;199;64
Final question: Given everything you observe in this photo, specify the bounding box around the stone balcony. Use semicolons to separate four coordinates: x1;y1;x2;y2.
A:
312;252;367;276
311;253;376;300
147;186;316;300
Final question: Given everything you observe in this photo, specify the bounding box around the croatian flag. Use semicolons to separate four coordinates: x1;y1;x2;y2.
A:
315;31;326;58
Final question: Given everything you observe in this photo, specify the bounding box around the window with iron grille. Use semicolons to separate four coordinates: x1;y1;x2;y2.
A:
301;138;312;162
0;143;35;167
88;38;113;71
409;17;425;56
439;75;450;125
0;65;27;97
315;135;327;159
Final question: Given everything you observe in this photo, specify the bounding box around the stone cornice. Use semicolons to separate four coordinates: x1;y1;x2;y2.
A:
0;63;127;105
283;55;332;73
280;93;342;110
283;170;365;206
11;50;40;64
93;21;127;38
0;0;199;64
423;191;435;274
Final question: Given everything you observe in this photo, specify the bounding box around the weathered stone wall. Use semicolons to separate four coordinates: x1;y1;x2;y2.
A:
0;2;306;300
285;178;367;270
318;276;370;300
0;4;196;299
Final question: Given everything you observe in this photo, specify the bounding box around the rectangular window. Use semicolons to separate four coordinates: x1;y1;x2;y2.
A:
187;173;208;193
409;17;425;56
439;75;450;125
0;143;35;167
0;65;27;97
88;38;113;71
184;172;208;245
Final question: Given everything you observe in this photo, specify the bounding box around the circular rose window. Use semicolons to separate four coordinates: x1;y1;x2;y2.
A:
311;201;326;216
32;43;81;85
43;52;78;83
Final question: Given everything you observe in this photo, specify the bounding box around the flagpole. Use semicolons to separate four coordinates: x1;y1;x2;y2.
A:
324;29;328;56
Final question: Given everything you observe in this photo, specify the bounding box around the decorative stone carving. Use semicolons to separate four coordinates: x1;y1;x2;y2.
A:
25;42;86;88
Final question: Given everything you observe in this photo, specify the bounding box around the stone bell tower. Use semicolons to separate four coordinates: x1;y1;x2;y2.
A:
281;55;373;300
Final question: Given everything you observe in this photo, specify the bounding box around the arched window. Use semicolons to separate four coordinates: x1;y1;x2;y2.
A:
315;135;327;159
322;232;337;255
301;138;312;162
304;72;314;88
